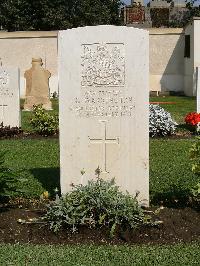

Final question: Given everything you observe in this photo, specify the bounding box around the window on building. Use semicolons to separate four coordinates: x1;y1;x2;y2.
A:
184;35;190;58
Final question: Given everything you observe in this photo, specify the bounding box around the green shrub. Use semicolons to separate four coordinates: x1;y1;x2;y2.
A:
190;137;200;174
30;105;58;136
45;178;150;236
190;183;200;208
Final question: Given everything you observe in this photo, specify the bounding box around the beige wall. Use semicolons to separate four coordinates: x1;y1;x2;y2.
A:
0;31;58;97
149;28;184;93
0;28;188;97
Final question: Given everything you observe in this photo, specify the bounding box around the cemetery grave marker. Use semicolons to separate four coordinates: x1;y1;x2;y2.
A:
59;26;149;205
196;66;200;113
0;66;20;127
24;58;52;111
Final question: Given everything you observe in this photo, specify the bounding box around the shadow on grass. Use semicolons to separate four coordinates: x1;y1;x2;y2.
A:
177;123;196;134
31;167;60;197
151;186;191;208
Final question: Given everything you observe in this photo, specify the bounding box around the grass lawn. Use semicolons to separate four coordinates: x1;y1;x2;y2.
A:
0;137;199;204
150;138;199;205
0;243;199;265
0;139;59;197
150;96;196;124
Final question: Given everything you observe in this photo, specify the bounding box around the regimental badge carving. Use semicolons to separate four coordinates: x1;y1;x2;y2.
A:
81;43;125;87
0;70;9;87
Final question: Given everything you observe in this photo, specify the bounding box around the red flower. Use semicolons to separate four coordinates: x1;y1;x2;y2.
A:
185;112;200;126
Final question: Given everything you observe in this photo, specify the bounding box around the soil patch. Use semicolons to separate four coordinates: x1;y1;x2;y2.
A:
0;207;199;245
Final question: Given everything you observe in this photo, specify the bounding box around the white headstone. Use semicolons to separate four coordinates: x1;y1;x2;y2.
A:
59;26;149;205
0;67;20;127
196;66;200;113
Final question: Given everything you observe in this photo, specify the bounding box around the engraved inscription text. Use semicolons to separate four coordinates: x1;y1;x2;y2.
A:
70;90;134;117
0;69;12;97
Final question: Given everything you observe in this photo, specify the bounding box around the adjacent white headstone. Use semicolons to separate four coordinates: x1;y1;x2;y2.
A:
196;67;200;112
0;67;20;127
59;26;149;205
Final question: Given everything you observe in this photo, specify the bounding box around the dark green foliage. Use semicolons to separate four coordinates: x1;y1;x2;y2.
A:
0;0;122;31
30;105;58;136
150;8;169;28
45;178;149;235
185;2;200;22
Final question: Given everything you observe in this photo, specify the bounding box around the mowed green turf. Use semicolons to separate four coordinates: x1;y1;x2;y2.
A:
150;138;199;205
0;243;199;266
0;139;59;197
0;138;199;203
150;96;196;124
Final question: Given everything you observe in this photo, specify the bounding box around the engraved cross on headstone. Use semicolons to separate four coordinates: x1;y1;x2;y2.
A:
0;104;8;123
89;120;119;174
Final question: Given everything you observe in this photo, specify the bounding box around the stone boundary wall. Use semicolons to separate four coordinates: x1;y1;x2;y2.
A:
149;28;184;93
0;28;184;97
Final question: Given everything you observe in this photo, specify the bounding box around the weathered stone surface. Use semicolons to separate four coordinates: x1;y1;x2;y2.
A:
24;58;52;110
59;26;149;205
0;67;20;127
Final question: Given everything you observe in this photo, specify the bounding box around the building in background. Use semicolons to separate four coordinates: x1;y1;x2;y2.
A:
122;0;191;28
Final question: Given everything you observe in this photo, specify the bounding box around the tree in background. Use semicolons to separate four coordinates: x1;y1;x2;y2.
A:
0;0;122;31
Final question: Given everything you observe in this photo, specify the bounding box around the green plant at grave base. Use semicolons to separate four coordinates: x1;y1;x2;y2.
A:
189;139;200;207
30;105;59;136
189;137;200;174
45;174;151;236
